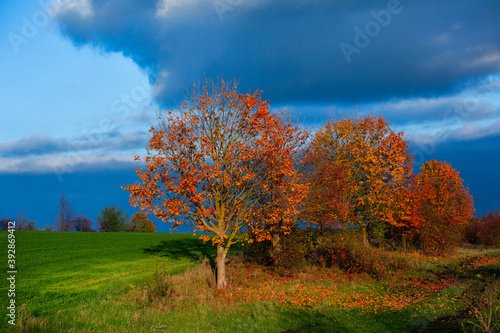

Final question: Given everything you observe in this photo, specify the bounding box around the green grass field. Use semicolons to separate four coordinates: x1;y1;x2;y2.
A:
1;231;499;332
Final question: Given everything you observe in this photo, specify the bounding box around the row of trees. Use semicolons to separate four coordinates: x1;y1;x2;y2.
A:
0;196;156;233
97;206;156;233
0;212;38;231
126;79;476;288
303;117;475;254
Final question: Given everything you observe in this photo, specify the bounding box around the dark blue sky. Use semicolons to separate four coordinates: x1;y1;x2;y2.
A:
1;0;499;231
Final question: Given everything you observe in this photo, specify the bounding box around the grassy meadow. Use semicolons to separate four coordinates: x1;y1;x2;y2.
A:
1;230;499;332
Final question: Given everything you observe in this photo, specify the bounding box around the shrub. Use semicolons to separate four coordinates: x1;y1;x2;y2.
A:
462;280;500;333
145;255;173;303
244;227;323;274
463;217;480;245
314;234;407;279
0;217;13;230
477;210;500;248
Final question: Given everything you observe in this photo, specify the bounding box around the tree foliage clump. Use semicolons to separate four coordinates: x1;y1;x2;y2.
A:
72;215;94;232
465;210;500;248
304;114;413;246
97;206;129;232
0;218;13;230
126;212;156;233
407;160;475;255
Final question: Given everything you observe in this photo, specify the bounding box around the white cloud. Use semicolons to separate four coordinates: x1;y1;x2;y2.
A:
440;120;500;141
0;152;137;174
155;0;202;17
51;0;93;18
466;51;500;72
407;119;500;145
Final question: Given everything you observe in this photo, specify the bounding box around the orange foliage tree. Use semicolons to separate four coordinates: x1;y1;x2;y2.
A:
125;79;308;288
245;112;309;264
302;143;355;232
408;160;474;255
309;114;413;246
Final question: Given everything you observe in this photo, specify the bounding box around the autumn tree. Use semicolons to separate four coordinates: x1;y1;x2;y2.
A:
245;112;309;264
409;160;474;255
72;215;94;232
310;114;413;246
125;79;307;288
126;212;156;233
302;142;355;232
54;194;75;232
97;206;128;232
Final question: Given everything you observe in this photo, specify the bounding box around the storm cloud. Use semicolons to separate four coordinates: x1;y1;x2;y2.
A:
51;0;500;107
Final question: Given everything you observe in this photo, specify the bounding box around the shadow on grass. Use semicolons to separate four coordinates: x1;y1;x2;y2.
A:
143;238;216;262
276;307;469;333
414;309;470;333
277;309;363;333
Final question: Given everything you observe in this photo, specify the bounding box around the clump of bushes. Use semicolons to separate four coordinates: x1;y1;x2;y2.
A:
144;255;173;304
244;228;408;279
244;227;323;274
463;210;500;248
461;279;500;332
139;256;215;308
313;234;408;279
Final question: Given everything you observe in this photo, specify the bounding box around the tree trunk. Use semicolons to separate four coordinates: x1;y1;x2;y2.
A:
271;233;281;265
216;244;227;289
362;225;369;247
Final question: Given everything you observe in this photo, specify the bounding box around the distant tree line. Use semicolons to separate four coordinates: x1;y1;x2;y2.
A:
0;194;156;233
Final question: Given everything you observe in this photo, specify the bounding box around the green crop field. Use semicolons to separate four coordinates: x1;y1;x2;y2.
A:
1;231;499;332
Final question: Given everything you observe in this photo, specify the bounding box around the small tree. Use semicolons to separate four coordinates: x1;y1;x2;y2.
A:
126;212;156;232
72;215;94;232
97;206;128;232
409;160;475;255
125;79;307;288
17;211;39;231
54;194;75;232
